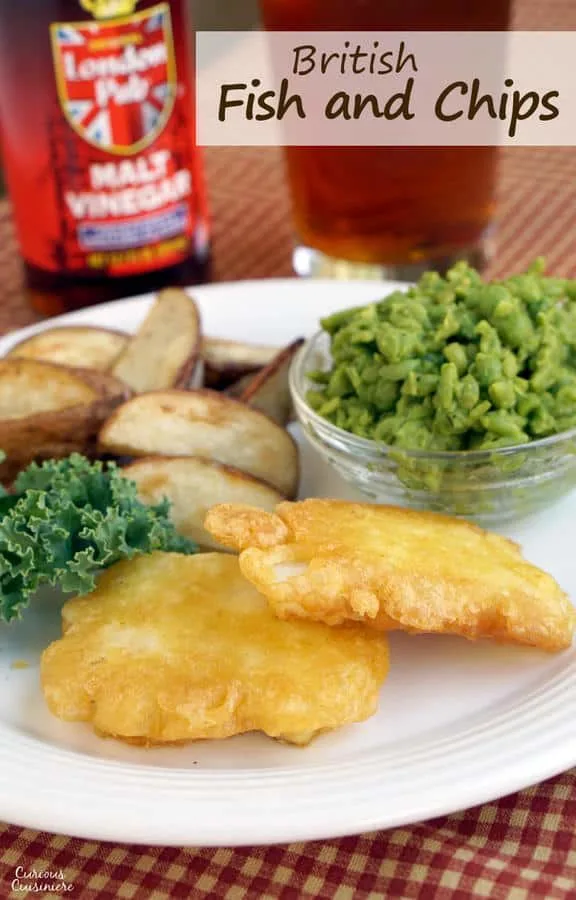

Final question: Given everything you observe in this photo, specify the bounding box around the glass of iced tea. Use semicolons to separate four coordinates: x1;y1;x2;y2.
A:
259;0;512;279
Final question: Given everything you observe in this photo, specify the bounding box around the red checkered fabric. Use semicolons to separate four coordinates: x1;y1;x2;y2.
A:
1;1;576;896
1;773;576;898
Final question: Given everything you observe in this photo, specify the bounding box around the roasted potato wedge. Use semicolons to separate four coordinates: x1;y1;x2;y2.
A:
112;288;201;392
99;389;299;497
0;398;125;483
202;337;279;389
236;338;304;426
123;456;284;550
6;326;127;371
0;358;101;420
0;359;129;482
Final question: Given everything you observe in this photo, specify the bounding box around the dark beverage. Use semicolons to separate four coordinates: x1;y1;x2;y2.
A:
0;0;210;315
260;0;511;277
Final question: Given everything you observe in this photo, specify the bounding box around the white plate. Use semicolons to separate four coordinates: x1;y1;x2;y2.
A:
0;278;575;847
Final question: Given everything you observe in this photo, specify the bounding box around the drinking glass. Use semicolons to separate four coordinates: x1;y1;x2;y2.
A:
259;0;512;279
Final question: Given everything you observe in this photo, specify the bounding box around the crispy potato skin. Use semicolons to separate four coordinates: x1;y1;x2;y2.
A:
205;499;576;652
202;338;278;390
0;362;129;483
238;338;304;426
41;552;389;745
0;396;126;482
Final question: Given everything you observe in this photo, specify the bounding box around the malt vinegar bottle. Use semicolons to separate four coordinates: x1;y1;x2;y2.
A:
0;0;210;315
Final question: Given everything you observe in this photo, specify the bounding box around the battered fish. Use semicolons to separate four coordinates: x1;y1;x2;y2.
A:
204;500;575;652
41;552;389;745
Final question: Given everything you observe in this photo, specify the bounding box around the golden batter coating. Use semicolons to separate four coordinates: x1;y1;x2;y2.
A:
205;500;575;652
41;551;389;745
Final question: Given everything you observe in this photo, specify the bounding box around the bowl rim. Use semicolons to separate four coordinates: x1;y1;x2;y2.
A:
290;331;576;463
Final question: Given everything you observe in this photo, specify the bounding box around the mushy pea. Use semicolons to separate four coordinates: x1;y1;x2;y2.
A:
307;260;576;452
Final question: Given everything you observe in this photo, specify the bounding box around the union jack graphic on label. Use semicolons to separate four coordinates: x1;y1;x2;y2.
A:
50;3;176;155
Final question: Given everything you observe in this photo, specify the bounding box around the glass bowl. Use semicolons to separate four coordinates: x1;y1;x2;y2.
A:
290;331;576;525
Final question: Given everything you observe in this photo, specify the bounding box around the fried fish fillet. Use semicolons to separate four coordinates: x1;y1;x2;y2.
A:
204;500;575;652
41;552;388;745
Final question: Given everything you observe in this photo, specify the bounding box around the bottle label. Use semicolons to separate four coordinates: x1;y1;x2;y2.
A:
46;1;206;276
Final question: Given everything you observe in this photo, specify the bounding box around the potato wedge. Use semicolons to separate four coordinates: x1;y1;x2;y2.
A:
124;456;284;550
112;288;201;392
99;389;299;497
0;397;124;483
0;359;130;482
6;326;127;371
236;338;304;426
202;337;279;389
0;358;101;420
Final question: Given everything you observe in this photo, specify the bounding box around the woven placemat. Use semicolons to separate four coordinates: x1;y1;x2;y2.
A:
1;144;575;336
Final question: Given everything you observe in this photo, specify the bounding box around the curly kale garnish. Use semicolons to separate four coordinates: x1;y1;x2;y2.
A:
0;453;197;622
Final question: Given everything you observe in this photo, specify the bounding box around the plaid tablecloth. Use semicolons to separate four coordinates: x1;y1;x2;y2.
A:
1;1;576;896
